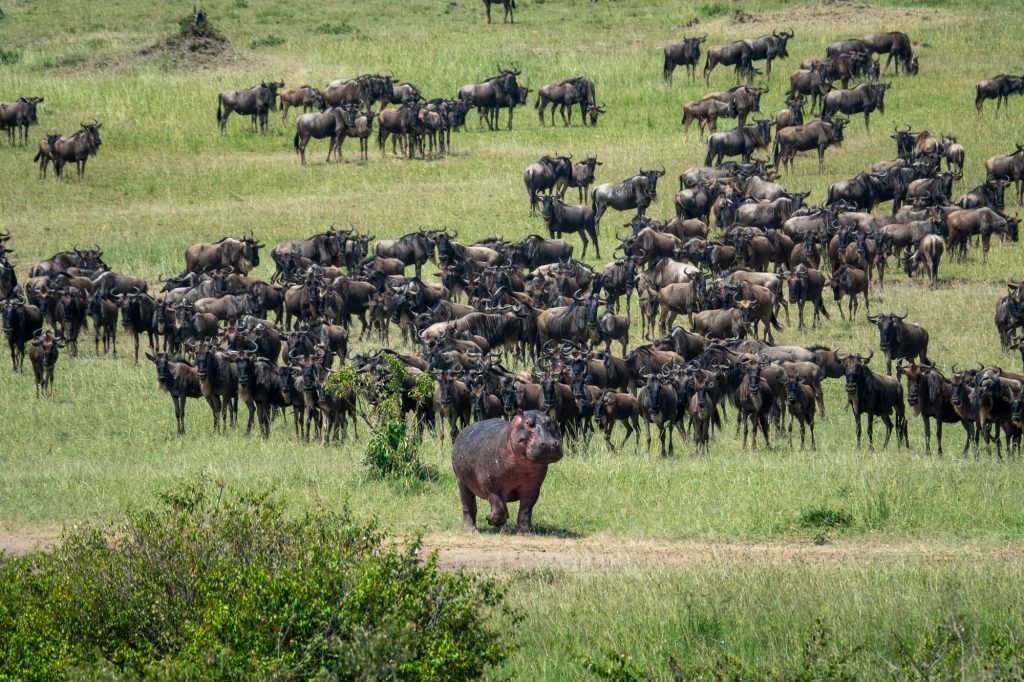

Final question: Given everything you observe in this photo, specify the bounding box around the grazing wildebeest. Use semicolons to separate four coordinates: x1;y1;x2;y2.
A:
278;86;323;120
839;350;908;449
483;0;515;24
703;40;754;84
293;106;358;165
457;69;520;131
185;234;263;275
591;167;665;228
50;121;103;179
535;77;595;127
663;35;707;84
216;81;282;133
821;82;891;131
902;234;944;287
705;120;773;166
29;329;64;398
826;39;870;58
863;32;916;75
975;75;1024;112
985;144;1024;204
773;117;848;174
540;195;599;259
866;310;930;375
0;96;43;145
2;298;43;372
524;155;573;215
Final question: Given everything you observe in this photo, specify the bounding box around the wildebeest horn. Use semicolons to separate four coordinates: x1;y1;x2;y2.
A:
897;309;908;320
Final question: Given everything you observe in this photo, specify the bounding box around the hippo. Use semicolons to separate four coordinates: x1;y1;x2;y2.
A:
452;410;564;533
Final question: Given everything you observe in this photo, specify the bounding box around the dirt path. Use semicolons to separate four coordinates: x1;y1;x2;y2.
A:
5;527;1021;573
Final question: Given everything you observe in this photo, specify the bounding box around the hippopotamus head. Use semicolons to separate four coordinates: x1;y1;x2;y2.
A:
509;410;563;464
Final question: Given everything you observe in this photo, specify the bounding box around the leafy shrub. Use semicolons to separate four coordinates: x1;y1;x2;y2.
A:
249;34;284;48
798;506;853;530
316;20;360;36
0;47;20;65
0;479;509;680
365;420;438;481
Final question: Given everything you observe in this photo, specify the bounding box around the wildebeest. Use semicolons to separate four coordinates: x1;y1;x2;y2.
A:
773;117;847;174
783;368;816;449
682;98;737;136
839;350;908;449
535;77;595;127
975;75;1024;112
293;106;358;165
940;135;965;174
701;86;766;126
829;264;868;320
147;351;203;434
278;86;323;120
2;298;43;372
540;195;599;259
28;329;64;398
821;82;890;131
788;66;832;114
32;132;62;178
897;361;972;456
787;265;829;330
457;68;521;131
863;32;916;75
663;35;707;84
985;144;1024;204
703;40;753;84
483;0;515;24
216;81;283;133
638;369;678;456
705;120;773;166
776;96;805;130
866;310;930;375
591;167;665;228
744;29;794;80
0;96;43;145
524;155;573;215
185;234;263;275
49;121;103;179
826;39;870;58
563;156;602;204
902;234;944;287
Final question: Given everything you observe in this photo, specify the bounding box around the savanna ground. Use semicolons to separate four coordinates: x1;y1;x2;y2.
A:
3;0;1024;677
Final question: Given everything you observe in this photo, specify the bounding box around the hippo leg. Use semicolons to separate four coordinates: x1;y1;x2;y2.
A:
485;494;509;528
517;490;541;534
458;482;478;531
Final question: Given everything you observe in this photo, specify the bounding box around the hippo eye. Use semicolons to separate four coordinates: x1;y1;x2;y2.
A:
525;418;535;428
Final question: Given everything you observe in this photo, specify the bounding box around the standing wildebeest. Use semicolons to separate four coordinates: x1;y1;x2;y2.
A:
902;234;944;287
776;96;805;130
975;75;1024;112
940;136;965;174
374;229;437;279
147;351;203;435
293;106;357;165
483;0;515;24
744;29;794;80
784;368;816;449
704;120;773;166
278;86;322;120
829;264;869;320
773;117;848;174
591;167;665;228
564;156;602;204
703;40;753;84
788;66;832;114
216;81;283;133
535;77;595;127
29;329;64;398
863;32;917;75
663;35;706;84
639;369;678;456
897;361;972;456
821;82;890;131
2;298;43;372
702;85;767;126
839;350;908;449
32;132;63;178
190;338;239;434
338;111;376;160
185;234;263;275
524;154;573;215
0;96;42;145
50;121;102;179
866;310;930;375
682;98;737;136
540;195;599;259
457;69;520;131
986;144;1024;205
787;265;829;330
826;39;870;58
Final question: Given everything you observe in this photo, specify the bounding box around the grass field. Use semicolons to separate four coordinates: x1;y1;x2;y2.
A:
3;0;1024;677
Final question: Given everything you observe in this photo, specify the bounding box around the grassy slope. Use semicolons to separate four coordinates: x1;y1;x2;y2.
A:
5;0;1024;677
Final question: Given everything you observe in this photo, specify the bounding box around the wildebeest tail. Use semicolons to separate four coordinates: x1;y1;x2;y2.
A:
293;130;300;151
591;188;597;213
974;86;984;111
772;135;781;168
704;140;714;167
216;96;222;124
770;310;783;332
33;149;42;162
510;0;516;7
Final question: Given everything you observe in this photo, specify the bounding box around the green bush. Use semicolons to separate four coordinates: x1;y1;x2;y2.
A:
0;48;20;65
0;479;510;680
249;34;285;49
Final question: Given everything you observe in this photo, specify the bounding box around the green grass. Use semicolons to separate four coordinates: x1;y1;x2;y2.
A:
3;0;1024;675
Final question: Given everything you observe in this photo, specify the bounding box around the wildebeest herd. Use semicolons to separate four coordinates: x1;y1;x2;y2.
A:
5;16;1024;472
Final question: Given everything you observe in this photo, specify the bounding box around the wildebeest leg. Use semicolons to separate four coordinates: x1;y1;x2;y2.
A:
881;414;895;449
867;413;876;448
645;419;652;450
174;396;186;435
244;399;256;435
922;415;931;455
485;493;508;527
854;411;862;447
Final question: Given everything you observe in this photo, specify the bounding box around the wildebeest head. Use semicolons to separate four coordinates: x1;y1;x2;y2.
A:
638;166;666;199
838;350;871;394
642;370;665;411
866;310;908;351
144;350;176;383
772;28;795;57
586;102;607;126
784;369;803;405
19;96;43;124
2;298;26;334
242;232;263;267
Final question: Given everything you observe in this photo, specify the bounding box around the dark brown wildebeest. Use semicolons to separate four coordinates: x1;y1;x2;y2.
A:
32;132;63;178
784;368;816;449
821;82;890;131
584;101;607;127
278;86;323;120
945;207;1018;261
2;298;43;372
902;234;944;287
663;35;707;84
975;75;1024;112
638;369;678;456
457;68;521;131
826;39;870;58
50;121;102;179
147;351;203;434
775;96;804;130
540;195;599;259
702;85;767;126
190;338;239;434
703;40;754;85
863;32;916;75
216;81;282;133
85;293;118;356
866;310;930;375
705;120;773;166
905;171;959;205
563;157;602;204
682;98;737;136
986;144;1024;204
338;111;377;161
185;233;263;275
788;66;832;114
385;81;422;107
293;106;358;165
483;0;515;24
29;329;64;398
773;117;847;174
535;77;595;127
896;361;973;456
838;350;908;449
829;264;868;320
0;96;43;145
787;264;829;330
524;155;573;215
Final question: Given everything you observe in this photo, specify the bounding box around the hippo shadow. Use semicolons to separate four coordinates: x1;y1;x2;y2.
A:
481;524;584;538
